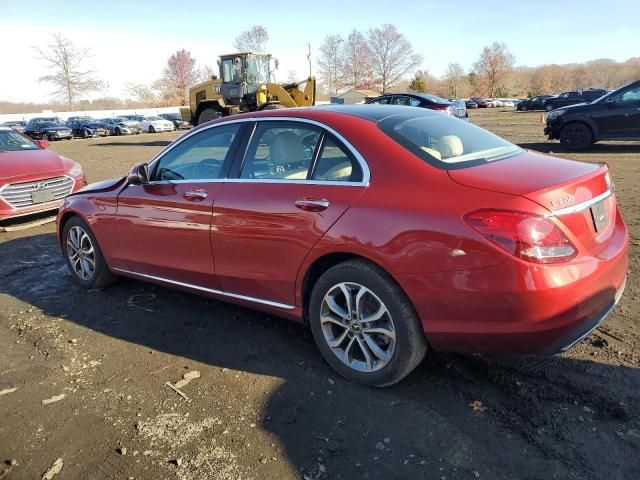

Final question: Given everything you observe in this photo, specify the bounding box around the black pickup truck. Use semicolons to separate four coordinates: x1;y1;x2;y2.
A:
542;89;608;112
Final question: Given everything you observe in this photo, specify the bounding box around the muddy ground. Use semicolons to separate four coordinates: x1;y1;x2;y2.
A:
0;109;639;480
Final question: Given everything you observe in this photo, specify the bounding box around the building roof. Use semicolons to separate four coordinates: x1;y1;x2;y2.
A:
338;89;380;98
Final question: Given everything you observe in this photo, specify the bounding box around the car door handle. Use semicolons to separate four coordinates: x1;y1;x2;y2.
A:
295;198;330;212
183;190;208;201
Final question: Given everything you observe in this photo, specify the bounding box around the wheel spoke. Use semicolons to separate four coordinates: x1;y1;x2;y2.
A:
362;326;396;342
356;336;373;371
363;333;391;362
320;314;348;329
327;328;349;348
355;286;367;319
338;283;353;318
343;336;356;364
326;295;349;320
360;304;388;323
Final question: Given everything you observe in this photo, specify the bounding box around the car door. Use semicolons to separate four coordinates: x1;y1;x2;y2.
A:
113;122;245;288
211;119;368;307
595;85;640;137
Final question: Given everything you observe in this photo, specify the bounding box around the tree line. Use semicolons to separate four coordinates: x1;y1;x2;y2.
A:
4;26;639;114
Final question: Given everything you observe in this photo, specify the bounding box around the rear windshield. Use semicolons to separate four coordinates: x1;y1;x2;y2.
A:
378;110;522;169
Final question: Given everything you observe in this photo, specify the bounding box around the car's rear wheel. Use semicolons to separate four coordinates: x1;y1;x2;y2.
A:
560;123;593;151
149;125;155;133
115;127;121;136
545;104;554;112
62;216;117;289
309;260;427;387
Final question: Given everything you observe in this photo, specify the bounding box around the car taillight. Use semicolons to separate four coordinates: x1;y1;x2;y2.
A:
433;106;454;115
463;210;577;264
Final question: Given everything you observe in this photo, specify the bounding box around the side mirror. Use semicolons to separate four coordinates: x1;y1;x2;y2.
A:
35;139;49;148
127;163;150;185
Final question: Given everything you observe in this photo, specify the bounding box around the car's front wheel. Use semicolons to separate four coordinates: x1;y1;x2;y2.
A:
148;125;155;133
559;122;593;151
62;216;118;289
309;260;427;387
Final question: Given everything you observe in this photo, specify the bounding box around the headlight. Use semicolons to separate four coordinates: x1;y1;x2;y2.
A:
546;109;566;120
68;163;83;176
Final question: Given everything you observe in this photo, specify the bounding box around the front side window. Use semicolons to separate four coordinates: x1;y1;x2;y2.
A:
617;86;640;104
379;110;522;169
240;122;321;180
152;124;240;181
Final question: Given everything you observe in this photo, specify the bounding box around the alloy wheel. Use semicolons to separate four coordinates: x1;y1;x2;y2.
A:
66;226;96;280
320;282;396;373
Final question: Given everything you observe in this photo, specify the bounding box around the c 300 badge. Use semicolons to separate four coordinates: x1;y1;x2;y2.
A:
550;195;575;208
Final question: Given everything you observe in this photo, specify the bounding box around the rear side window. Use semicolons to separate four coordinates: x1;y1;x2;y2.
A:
312;137;362;182
240;122;321;180
379;111;522;170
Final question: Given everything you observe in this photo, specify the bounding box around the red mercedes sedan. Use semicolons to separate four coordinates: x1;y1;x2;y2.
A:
56;106;628;386
0;126;87;222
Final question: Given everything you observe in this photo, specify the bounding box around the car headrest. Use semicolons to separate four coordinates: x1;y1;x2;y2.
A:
434;135;464;159
270;131;305;166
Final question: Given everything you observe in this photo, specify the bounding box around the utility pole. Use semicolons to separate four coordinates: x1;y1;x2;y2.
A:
307;42;312;77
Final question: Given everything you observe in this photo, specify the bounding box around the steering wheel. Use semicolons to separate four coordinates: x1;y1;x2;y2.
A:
193;159;221;179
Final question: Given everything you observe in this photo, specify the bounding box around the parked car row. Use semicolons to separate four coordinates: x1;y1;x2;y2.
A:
2;113;192;141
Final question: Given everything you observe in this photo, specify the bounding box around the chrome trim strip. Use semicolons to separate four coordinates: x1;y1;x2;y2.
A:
145;116;371;186
0;175;75;211
549;189;612;216
112;268;296;310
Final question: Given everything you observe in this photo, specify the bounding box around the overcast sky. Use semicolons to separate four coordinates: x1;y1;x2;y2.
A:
1;0;639;103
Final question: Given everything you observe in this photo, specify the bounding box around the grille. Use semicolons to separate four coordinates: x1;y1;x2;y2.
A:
0;176;74;208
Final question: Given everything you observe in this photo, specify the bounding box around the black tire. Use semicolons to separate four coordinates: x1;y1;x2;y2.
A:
559;123;593;151
309;259;427;387
545;103;554;112
149;125;155;133
62;216;118;289
197;108;221;125
258;102;286;111
115;127;121;136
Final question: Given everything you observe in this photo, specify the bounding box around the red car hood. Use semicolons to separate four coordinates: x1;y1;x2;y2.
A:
448;150;606;212
0;149;68;183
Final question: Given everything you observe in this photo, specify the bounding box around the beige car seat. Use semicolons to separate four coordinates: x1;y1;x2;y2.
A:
433;135;464;159
270;131;308;179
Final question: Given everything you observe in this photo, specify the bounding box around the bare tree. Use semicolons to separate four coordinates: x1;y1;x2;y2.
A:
125;82;160;106
472;42;515;97
367;24;422;93
157;49;199;105
317;34;344;96
35;33;105;111
444;62;467;98
198;64;216;83
340;30;375;90
233;25;269;52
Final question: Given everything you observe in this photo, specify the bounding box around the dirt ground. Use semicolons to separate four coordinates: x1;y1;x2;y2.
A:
1;109;639;480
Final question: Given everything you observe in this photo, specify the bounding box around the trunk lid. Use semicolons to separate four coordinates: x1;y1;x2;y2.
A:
449;150;615;255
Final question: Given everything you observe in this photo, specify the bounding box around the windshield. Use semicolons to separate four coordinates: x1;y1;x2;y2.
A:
379;111;522;169
0;130;38;152
246;55;270;85
40;122;61;128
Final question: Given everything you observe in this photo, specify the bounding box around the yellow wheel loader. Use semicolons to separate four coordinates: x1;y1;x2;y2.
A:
180;52;316;125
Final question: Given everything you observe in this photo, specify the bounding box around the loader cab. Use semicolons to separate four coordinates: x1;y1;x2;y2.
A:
218;52;272;107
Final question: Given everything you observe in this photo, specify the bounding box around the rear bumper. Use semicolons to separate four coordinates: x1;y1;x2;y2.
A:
397;211;629;355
